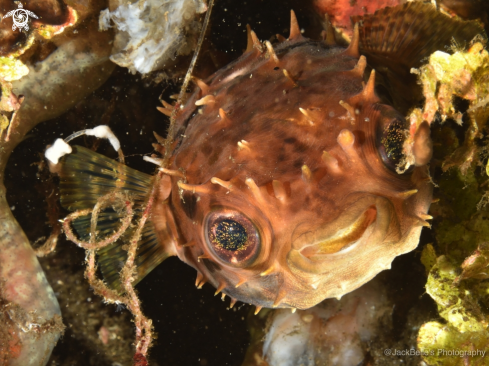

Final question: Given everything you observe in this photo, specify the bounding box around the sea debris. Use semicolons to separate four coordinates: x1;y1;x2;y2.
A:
242;279;392;366
99;0;207;74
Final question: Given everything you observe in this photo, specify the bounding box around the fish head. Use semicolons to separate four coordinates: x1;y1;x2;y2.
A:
162;38;433;310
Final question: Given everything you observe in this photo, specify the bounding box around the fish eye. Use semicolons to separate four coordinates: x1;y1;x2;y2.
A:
205;210;260;267
378;118;409;172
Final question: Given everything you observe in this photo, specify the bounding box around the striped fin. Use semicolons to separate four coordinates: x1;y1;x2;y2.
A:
97;221;173;292
352;2;484;112
59;145;152;211
353;2;484;71
58;145;173;291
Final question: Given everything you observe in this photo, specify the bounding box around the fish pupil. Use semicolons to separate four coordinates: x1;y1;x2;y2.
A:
381;119;406;163
214;219;248;251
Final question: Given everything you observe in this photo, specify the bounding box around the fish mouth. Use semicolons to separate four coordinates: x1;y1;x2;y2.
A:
288;195;395;274
299;206;377;260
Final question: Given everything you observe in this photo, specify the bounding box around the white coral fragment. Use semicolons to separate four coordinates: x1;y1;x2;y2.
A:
85;125;121;151
262;280;391;366
45;138;72;164
99;0;207;74
46;125;121;165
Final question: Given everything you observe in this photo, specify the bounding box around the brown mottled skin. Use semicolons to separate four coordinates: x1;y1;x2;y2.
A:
152;18;433;310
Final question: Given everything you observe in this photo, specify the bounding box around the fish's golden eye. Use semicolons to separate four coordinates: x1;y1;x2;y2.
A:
378;118;410;173
213;220;248;250
205;210;260;267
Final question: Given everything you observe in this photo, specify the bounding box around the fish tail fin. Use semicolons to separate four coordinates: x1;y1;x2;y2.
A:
58;145;177;291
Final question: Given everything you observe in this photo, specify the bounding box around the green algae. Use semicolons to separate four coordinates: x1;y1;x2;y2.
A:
0;57;29;82
418;257;489;365
426;256;487;333
415;41;489;366
0;57;28;138
421;244;437;275
418;321;489;366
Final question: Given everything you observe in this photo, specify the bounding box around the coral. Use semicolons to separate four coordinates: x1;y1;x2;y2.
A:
0;57;26;139
411;36;489;366
421;243;438;275
99;0;207;74
312;0;489;41
417;126;489;365
426;256;487;333
408;42;489;174
241;278;392;366
0;0;115;363
312;0;403;39
455;243;489;283
412;42;489;124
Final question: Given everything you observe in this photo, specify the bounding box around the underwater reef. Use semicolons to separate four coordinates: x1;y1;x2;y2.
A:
1;0;489;365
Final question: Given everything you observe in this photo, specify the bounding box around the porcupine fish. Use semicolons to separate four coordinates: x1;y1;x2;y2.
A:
56;3;483;310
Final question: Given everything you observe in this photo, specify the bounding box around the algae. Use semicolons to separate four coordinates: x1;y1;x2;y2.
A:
418;257;489;365
415;41;489;366
0;58;27;138
418;321;488;366
0;57;29;82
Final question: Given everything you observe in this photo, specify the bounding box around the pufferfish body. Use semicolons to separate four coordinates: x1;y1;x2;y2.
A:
57;3;483;310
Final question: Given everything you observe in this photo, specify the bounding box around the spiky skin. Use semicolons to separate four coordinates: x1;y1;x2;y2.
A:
152;33;433;310
55;3;482;310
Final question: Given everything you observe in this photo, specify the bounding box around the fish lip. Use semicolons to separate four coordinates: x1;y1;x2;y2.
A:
298;206;378;260
289;195;394;269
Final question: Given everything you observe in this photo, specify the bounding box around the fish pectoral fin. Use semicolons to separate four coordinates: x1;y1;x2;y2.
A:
71;208;177;292
58;145;154;212
58;145;177;291
97;221;174;292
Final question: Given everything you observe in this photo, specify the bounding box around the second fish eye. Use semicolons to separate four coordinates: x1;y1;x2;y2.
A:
378;118;409;172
